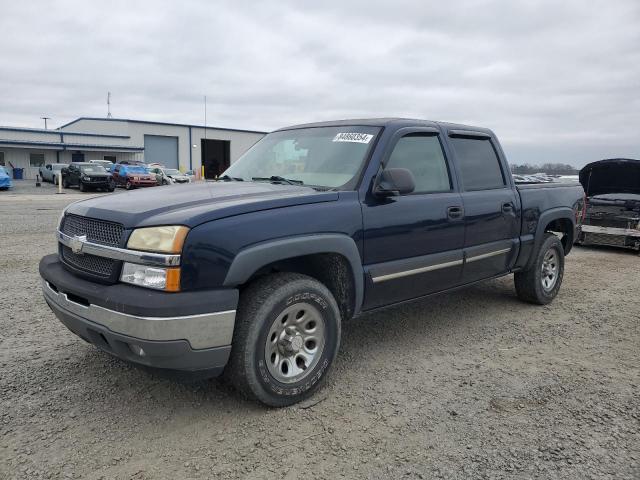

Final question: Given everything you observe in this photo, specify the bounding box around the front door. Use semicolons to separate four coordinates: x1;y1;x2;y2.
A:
447;133;519;282
361;130;465;309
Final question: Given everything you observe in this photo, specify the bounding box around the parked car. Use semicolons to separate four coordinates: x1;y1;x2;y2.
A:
577;158;640;250
39;118;584;406
184;169;197;181
149;166;191;185
61;163;114;192
39;163;69;184
88;159;115;169
0;166;12;189
111;164;156;189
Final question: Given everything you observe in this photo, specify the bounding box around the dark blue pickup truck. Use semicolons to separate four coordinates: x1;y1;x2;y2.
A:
39;118;585;406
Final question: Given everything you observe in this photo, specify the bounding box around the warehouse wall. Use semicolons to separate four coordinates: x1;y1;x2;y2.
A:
0;146;58;180
60;119;265;173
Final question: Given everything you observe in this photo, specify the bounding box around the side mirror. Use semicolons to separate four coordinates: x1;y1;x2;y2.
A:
374;168;416;197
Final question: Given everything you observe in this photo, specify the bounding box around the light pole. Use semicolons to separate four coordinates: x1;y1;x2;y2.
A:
41;117;51;129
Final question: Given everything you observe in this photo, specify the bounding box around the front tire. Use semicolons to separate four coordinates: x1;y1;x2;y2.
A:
515;233;565;305
226;273;341;407
125;180;133;190
62;177;69;188
79;181;86;192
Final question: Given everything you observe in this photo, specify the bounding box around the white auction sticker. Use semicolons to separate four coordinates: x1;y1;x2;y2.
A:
332;132;374;144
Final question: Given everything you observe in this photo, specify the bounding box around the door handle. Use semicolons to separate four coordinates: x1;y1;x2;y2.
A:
502;203;513;213
447;206;464;219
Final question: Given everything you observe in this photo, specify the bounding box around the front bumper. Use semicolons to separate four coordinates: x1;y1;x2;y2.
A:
129;179;157;187
39;255;238;374
579;224;640;250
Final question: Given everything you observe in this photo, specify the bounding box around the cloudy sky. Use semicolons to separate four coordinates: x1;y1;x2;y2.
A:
1;0;638;167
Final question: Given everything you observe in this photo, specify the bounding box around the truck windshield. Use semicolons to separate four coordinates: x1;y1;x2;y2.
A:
223;126;380;189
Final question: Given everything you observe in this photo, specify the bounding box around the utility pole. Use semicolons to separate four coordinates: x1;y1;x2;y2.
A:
41;117;51;129
107;92;113;118
203;95;207;180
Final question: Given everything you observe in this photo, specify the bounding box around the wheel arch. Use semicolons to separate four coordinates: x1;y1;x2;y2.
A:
535;208;576;255
223;234;363;319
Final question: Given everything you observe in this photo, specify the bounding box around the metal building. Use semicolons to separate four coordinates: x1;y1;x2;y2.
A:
0;117;265;180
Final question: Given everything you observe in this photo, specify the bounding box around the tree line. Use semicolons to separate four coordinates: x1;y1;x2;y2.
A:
509;163;578;175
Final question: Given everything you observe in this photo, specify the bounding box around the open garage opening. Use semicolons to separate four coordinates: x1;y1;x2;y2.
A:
202;139;230;179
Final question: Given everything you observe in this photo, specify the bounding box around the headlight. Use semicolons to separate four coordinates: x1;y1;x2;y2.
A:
127;225;189;253
83;175;90;181
120;263;180;291
133;176;139;181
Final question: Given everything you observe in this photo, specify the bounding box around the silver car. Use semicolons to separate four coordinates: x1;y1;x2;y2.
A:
39;163;69;184
149;166;191;185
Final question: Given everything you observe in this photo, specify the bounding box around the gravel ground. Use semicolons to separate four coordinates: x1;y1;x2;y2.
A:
1;187;639;480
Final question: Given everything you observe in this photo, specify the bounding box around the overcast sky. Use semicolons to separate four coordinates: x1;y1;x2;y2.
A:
1;0;638;167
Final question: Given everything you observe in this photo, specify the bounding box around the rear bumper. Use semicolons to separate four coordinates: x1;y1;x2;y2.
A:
39;254;238;374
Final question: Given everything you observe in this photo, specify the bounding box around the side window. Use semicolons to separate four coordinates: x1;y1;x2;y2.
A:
385;134;451;194
449;137;505;191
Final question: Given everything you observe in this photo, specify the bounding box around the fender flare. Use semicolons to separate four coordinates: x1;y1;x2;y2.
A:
223;234;364;315
535;207;576;253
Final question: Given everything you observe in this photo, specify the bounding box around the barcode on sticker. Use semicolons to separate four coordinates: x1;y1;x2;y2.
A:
332;132;374;143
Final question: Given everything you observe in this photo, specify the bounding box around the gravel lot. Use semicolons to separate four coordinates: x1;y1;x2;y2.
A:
1;185;639;480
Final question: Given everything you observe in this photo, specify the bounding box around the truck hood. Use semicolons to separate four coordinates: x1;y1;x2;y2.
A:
66;181;339;228
579;158;640;197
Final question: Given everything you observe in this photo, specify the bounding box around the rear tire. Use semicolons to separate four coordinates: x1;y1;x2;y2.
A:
225;273;341;407
515;233;564;305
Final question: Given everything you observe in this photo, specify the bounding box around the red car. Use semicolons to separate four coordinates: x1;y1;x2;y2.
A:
111;164;157;189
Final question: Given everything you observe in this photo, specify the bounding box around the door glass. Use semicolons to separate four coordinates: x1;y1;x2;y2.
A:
450;137;506;191
385;134;451;193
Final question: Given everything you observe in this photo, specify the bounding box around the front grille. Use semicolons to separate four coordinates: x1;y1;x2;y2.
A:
62;245;118;277
61;214;123;247
60;214;124;279
584;216;637;229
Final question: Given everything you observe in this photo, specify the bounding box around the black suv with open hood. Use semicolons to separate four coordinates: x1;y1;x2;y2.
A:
578;158;640;250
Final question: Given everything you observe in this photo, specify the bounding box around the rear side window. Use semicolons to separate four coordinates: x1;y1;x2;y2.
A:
450;137;505;190
385;134;451;193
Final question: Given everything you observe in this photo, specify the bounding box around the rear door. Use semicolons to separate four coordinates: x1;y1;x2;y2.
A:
362;129;465;309
447;131;519;282
67;164;79;185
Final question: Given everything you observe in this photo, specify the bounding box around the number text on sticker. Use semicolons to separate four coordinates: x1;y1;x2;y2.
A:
332;132;374;144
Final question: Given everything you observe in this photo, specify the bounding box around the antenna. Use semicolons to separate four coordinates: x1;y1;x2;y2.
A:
107;92;113;118
40;117;51;129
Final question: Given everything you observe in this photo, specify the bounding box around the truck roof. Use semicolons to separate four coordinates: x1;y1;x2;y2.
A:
276;118;494;135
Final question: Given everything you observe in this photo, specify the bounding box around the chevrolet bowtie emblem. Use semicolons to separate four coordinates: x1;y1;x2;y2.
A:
70;235;87;255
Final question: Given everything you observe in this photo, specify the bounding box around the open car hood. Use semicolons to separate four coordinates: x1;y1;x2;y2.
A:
579;158;640;197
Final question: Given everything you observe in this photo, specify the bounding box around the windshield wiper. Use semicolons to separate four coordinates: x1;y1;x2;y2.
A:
252;175;303;185
218;175;244;182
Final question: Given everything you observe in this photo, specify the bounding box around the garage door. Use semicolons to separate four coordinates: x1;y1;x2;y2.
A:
144;135;178;169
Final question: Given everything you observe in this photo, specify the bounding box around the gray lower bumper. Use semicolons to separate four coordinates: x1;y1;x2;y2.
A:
41;278;236;374
42;280;236;349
